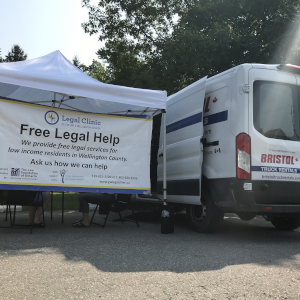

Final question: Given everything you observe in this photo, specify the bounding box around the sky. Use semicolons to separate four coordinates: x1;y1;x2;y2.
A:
0;0;102;65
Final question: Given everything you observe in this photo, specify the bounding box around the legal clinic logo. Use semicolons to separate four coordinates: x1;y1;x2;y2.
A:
45;111;59;125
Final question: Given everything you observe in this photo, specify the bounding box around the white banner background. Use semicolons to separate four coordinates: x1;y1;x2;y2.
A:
0;99;152;193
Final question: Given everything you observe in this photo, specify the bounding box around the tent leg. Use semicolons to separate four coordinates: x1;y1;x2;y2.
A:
161;110;174;234
162;110;167;206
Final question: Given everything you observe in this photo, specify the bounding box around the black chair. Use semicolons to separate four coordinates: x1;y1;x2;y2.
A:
4;190;45;234
89;193;139;228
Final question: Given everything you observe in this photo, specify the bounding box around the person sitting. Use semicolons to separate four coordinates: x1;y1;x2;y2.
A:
72;193;132;228
72;193;100;227
28;191;51;227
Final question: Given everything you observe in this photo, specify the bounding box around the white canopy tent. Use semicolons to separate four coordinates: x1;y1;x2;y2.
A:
0;50;166;113
0;51;168;202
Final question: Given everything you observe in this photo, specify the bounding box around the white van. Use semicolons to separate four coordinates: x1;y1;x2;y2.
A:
155;63;300;232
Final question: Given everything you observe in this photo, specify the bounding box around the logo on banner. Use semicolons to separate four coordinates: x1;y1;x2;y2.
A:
60;169;68;183
45;111;59;125
11;168;20;176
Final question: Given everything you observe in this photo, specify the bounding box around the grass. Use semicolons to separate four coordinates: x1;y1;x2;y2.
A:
49;192;79;210
22;192;79;211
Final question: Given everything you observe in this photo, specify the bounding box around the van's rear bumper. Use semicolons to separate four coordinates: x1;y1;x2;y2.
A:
207;178;300;215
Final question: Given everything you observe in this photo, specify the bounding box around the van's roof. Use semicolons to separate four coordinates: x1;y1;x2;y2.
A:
167;63;292;101
206;63;280;83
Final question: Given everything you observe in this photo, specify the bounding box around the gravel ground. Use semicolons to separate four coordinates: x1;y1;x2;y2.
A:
0;210;300;300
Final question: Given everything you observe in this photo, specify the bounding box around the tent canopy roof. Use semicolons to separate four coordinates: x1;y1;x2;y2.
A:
0;51;167;114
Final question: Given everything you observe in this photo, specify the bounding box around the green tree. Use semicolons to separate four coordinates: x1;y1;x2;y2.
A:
82;0;176;55
4;44;27;62
86;59;108;82
72;55;88;72
97;41;157;88
72;55;108;82
72;55;81;68
82;0;300;94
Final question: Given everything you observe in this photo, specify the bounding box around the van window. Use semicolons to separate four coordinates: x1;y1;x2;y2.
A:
253;81;300;141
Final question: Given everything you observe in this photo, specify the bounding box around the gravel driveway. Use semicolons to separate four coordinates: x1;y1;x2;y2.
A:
0;210;299;299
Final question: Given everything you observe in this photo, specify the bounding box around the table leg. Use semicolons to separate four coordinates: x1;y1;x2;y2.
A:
50;191;53;220
62;192;64;223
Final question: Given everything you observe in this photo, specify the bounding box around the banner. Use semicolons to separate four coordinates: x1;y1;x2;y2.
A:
0;98;153;194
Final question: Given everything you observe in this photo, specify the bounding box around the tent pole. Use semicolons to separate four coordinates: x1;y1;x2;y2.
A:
162;110;167;206
52;92;56;107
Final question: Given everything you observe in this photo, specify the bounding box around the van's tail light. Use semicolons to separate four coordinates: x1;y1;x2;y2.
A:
236;133;251;179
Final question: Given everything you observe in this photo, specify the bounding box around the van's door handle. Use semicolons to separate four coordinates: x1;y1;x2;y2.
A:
203;140;219;148
159;153;163;157
200;137;207;144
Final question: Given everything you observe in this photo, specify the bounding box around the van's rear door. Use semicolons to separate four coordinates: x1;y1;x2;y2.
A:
249;67;300;186
157;77;206;204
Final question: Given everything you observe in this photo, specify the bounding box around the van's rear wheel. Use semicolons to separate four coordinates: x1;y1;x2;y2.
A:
186;189;224;233
271;217;300;231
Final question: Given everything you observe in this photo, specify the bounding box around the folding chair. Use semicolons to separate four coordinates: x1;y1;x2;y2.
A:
5;190;45;234
89;193;139;228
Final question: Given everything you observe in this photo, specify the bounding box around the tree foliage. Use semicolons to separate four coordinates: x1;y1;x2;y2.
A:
87;59;108;82
4;44;27;62
72;55;88;71
82;0;300;94
72;55;108;83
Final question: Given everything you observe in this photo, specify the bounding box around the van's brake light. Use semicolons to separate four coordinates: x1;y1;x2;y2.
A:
236;133;251;180
277;64;300;74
